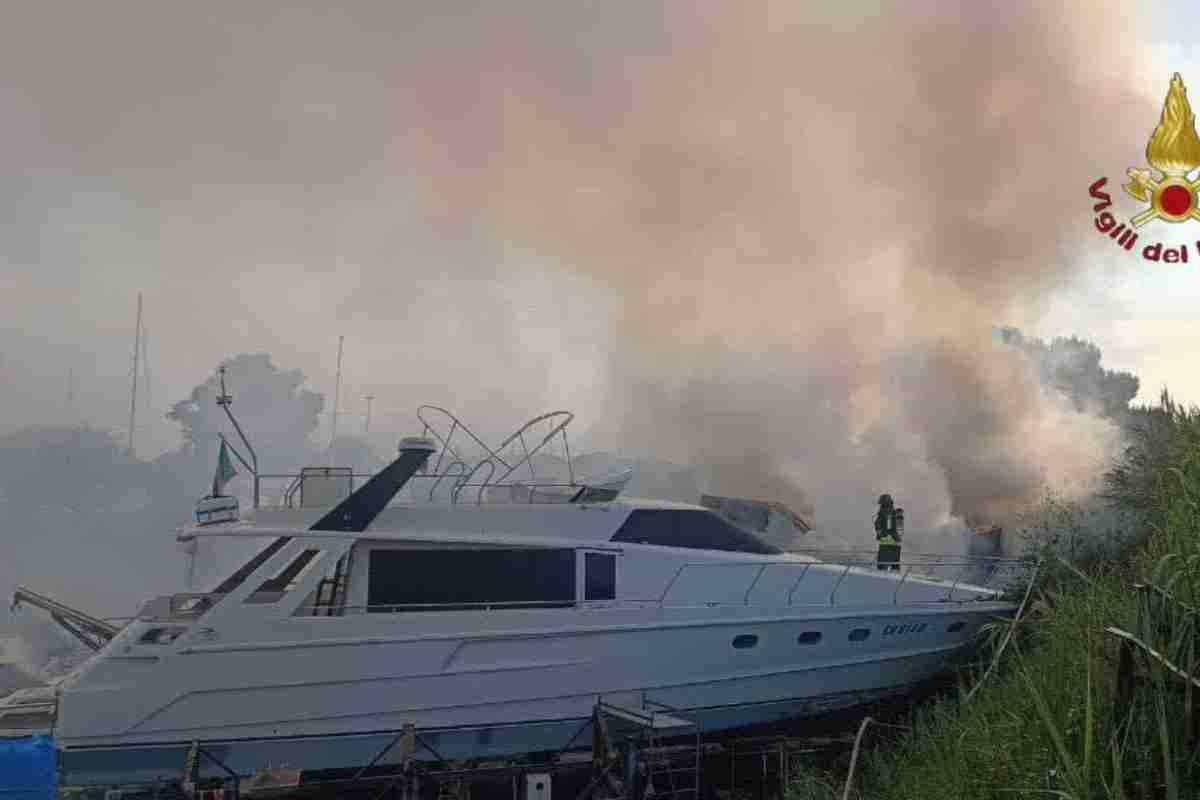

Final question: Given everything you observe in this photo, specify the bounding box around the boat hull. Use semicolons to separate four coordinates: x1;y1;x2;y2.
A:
58;633;986;787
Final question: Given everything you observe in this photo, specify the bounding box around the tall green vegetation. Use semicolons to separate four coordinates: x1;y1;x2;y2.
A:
787;389;1200;799
166;352;326;473
1104;389;1200;523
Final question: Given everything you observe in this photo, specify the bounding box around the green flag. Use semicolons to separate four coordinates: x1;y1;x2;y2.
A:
213;439;238;496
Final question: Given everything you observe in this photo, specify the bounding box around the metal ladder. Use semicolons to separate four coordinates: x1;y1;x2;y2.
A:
643;737;700;800
638;700;700;800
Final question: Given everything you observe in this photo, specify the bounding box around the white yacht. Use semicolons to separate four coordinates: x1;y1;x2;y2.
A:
4;405;1021;789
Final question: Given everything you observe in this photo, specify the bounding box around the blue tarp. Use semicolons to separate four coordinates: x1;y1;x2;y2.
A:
0;736;55;799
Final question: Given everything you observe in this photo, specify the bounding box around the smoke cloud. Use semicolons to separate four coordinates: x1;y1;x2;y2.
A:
355;1;1148;540
0;1;1159;554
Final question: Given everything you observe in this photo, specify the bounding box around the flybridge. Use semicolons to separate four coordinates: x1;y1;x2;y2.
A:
250;405;633;511
193;364;631;513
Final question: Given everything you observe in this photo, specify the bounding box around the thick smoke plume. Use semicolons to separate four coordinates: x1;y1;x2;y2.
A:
362;2;1149;540
0;1;1157;553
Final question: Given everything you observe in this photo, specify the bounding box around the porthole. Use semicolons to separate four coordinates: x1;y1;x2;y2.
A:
732;634;759;649
947;621;967;633
797;631;822;645
848;628;871;642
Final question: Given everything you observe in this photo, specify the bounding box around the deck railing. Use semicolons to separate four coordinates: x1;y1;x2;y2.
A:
143;556;1029;622
287;556;1028;616
252;470;591;509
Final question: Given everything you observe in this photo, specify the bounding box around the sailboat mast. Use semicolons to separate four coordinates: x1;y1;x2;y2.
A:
329;335;344;450
126;292;142;457
141;323;151;426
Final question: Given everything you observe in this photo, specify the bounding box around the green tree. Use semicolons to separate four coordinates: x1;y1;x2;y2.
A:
167;353;324;474
998;327;1139;421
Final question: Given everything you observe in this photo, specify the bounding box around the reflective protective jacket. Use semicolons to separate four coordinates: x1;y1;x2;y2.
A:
875;508;901;544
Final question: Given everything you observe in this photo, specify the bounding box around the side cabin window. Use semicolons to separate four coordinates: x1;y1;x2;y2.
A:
611;510;782;555
584;552;616;601
367;548;576;612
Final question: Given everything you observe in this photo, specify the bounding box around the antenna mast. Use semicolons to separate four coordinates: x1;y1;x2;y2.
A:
363;395;375;434
216;366;260;507
329;335;344;449
126;293;142;457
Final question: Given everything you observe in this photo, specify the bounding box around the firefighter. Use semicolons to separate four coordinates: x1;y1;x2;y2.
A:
875;494;902;571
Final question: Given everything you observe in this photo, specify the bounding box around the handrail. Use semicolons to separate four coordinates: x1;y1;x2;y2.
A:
257;473;377;478
427;461;468;501
829;564;853;606
786;563;813;605
657;564;690;603
654;558;1025;608
262;471;582;485
298;592;1014;616
252;471;369;509
282;474;304;508
788;548;1019;563
451;459;496;504
742;564;769;605
892;567;912;605
415;406;578;496
947;565;966;599
258;474;604;507
417;406;501;474
489;411;575;487
165;553;1027;621
470;460;499;505
447;480;590;503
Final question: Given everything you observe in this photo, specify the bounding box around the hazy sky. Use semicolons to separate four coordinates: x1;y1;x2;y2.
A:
1042;0;1200;416
0;2;1197;535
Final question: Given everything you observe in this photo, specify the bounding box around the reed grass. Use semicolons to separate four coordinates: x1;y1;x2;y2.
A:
787;391;1200;800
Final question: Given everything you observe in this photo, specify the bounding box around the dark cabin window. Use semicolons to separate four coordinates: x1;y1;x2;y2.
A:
732;634;759;649
611;510;782;555
797;631;822;645
584;553;616;600
848;628;871;642
367;549;575;611
947;621;967;633
610;509;673;547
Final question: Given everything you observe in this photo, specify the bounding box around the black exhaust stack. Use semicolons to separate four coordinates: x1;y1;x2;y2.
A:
310;436;437;532
208;437;436;597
